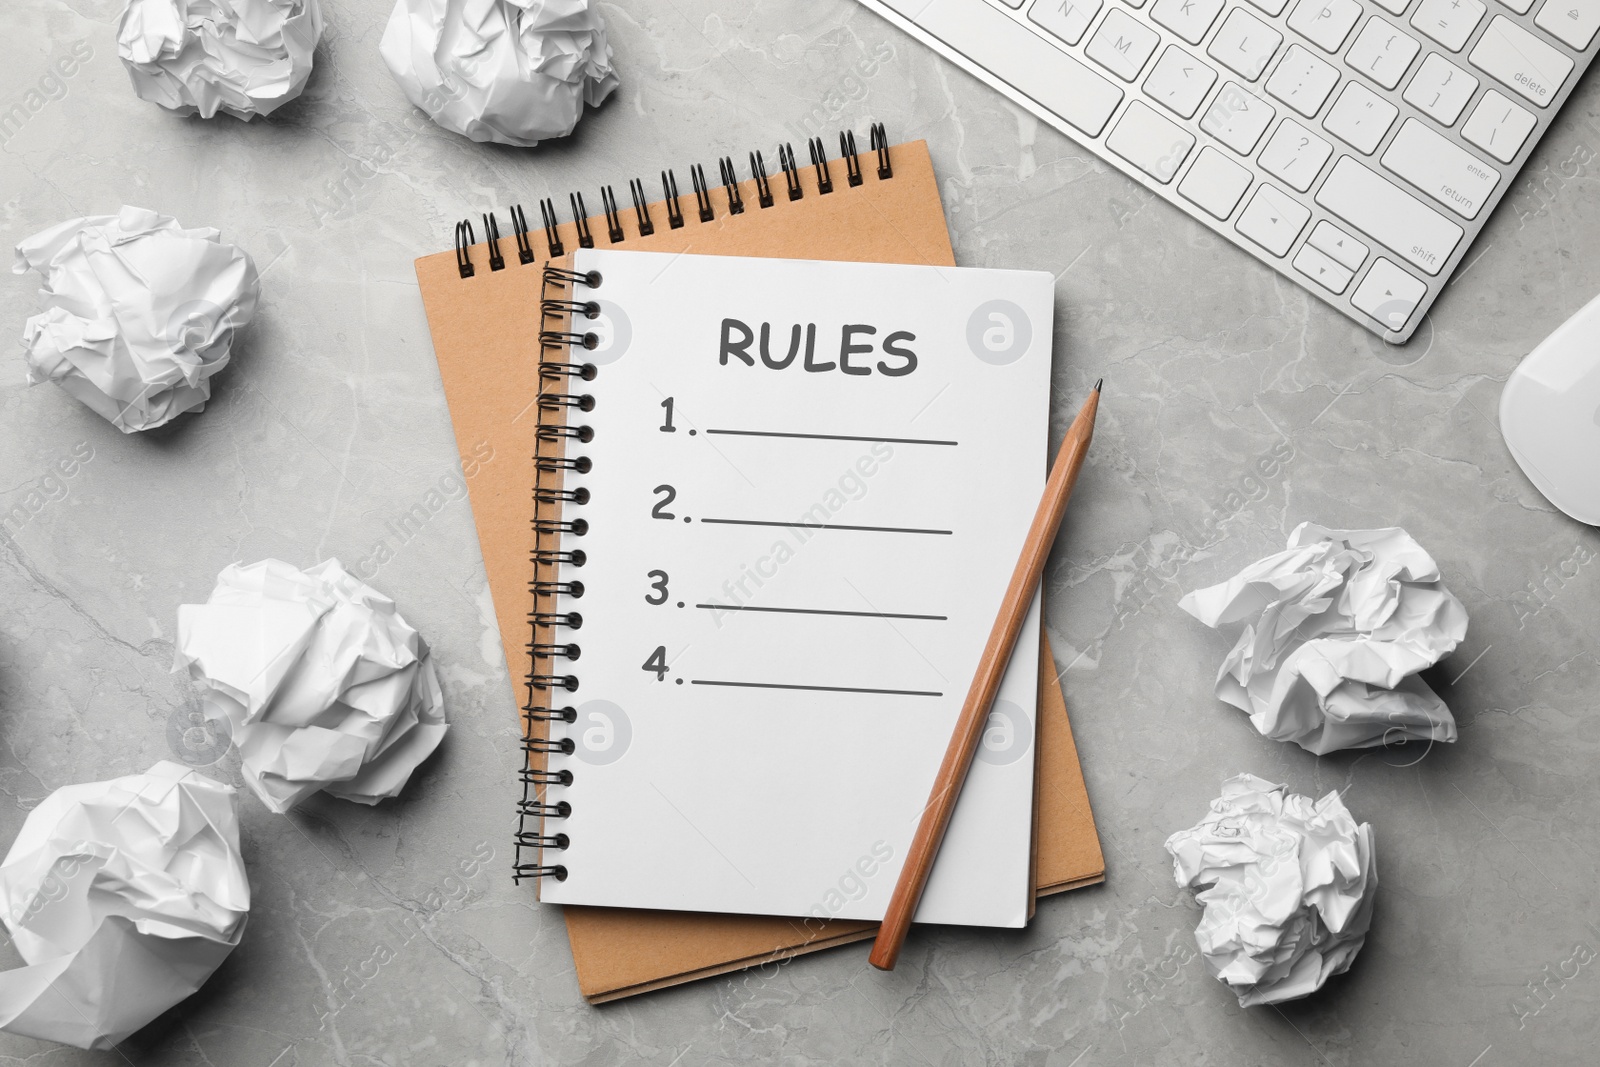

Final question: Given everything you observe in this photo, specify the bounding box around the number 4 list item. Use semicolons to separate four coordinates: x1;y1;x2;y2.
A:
173;558;449;813
527;249;1053;928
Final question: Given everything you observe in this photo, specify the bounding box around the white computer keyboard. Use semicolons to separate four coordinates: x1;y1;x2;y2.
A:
859;0;1598;342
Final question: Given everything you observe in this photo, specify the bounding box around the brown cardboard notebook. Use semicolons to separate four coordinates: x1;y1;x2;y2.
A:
412;135;1104;1002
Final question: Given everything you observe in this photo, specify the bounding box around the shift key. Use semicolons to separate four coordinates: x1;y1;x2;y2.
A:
1315;156;1463;275
1381;119;1500;219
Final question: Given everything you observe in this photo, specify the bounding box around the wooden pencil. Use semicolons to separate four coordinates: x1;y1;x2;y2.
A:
869;379;1102;971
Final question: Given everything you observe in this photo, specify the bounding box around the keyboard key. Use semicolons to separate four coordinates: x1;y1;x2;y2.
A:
1179;146;1254;217
1294;244;1355;291
1461;88;1537;162
1315;156;1463;274
1346;18;1422;89
904;0;1126;136
1260;119;1334;191
1288;0;1363;51
1323;81;1398;152
1107;101;1197;182
1371;0;1410;14
1151;0;1226;44
1402;53;1478;125
1245;0;1292;15
1351;258;1428;330
1411;0;1487;49
1201;82;1277;153
1124;0;1149;9
997;0;1025;6
1470;15;1574;107
1088;9;1162;80
1236;183;1311;255
1498;0;1534;10
1028;0;1105;46
1266;44;1340;117
1536;0;1600;48
1309;219;1369;269
1381;117;1501;218
1144;45;1218;118
1208;8;1283;80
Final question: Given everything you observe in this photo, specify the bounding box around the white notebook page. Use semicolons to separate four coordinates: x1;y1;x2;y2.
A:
539;249;1053;927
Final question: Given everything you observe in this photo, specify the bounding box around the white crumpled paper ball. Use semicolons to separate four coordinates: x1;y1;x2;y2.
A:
118;0;324;120
380;0;619;147
1165;774;1377;1007
174;558;449;814
0;762;249;1050
1179;523;1468;755
13;206;260;434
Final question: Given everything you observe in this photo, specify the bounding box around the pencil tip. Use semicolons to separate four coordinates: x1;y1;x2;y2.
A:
1093;377;1103;392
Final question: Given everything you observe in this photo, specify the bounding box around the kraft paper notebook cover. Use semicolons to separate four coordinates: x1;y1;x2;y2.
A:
411;133;1104;1001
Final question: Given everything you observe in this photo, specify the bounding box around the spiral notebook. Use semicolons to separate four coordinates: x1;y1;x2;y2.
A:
525;247;1050;924
413;133;1104;998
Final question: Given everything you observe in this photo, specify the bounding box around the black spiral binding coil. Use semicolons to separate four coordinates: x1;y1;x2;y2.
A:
482;212;506;271
475;129;897;884
512;263;599;882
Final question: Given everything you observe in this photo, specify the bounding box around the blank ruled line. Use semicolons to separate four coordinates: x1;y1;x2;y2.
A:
700;519;952;535
691;680;943;697
696;603;948;621
705;429;958;446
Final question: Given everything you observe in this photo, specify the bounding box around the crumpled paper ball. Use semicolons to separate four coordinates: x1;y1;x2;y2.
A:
0;762;249;1050
1165;774;1377;1007
380;0;619;147
118;0;324;120
174;558;449;813
1178;523;1468;754
13;206;260;434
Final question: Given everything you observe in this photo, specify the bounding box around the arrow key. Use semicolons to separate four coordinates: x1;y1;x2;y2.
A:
1351;258;1428;331
1308;220;1368;270
1293;243;1355;292
1235;182;1311;256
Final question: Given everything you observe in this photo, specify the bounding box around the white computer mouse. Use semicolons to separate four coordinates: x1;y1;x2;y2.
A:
1500;293;1600;525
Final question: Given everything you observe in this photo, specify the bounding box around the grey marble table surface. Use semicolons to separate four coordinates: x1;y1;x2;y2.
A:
3;0;1599;1064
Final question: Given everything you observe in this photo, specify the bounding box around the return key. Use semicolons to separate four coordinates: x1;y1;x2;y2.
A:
1380;118;1500;219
